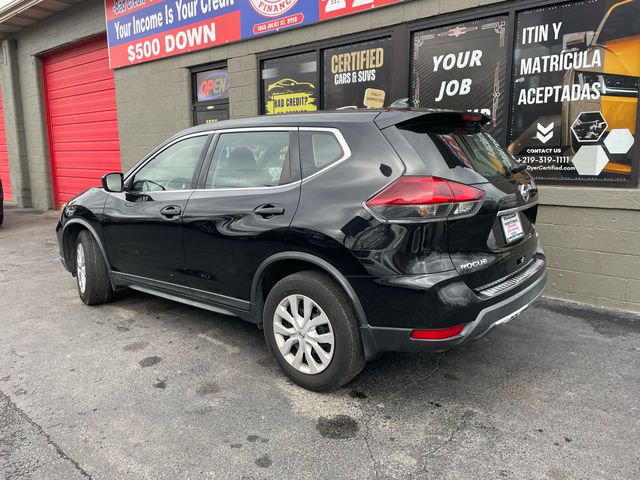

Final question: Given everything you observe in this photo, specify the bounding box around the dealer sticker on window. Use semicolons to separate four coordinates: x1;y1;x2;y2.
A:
501;212;524;244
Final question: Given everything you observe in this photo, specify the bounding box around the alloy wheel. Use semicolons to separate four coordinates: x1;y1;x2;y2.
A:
273;294;335;375
76;243;86;293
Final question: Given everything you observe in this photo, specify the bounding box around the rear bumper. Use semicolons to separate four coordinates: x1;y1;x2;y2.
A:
359;268;546;357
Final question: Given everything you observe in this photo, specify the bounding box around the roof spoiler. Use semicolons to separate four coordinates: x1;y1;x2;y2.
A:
375;110;490;129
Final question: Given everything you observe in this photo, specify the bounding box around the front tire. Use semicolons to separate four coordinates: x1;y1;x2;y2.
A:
75;231;113;305
263;271;365;392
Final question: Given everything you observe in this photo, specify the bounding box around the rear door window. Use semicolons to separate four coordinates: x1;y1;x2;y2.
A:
205;131;292;188
300;130;345;178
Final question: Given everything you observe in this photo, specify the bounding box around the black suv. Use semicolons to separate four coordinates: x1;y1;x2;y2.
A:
56;110;546;391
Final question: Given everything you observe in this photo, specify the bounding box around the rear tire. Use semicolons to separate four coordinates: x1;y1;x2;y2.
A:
263;271;365;392
75;231;113;305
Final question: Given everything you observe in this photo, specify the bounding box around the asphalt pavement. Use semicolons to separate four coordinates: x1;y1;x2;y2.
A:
1;208;639;480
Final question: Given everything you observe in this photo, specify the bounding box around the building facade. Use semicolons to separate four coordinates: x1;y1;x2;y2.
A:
0;0;639;312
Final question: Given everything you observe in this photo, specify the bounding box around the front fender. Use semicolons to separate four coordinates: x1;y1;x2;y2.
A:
60;217;111;274
57;188;109;273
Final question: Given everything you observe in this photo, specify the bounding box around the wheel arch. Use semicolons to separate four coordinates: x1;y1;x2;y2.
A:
61;218;111;275
252;252;369;326
252;252;378;360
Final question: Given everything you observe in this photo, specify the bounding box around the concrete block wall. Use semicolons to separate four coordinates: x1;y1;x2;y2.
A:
0;0;107;210
538;187;640;313
1;39;30;207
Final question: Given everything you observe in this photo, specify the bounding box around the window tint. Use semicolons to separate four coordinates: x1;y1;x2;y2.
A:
400;126;517;179
300;131;344;178
205;131;291;188
132;135;208;192
431;131;517;177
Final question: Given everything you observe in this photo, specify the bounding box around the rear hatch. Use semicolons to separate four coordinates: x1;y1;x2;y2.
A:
389;112;541;293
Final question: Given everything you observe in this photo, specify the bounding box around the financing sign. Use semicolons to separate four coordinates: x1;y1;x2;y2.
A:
105;0;406;69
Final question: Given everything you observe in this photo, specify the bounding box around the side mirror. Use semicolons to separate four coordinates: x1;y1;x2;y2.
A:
563;31;594;50
102;172;124;193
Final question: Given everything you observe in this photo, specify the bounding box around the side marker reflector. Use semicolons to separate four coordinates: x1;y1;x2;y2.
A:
410;324;465;340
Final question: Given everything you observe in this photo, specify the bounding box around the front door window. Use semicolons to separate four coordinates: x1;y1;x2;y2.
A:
131;135;209;192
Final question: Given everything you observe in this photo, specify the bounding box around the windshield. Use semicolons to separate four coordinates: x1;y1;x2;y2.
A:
597;1;640;44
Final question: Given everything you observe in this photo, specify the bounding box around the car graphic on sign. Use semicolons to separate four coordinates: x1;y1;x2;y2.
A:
561;0;639;176
267;78;315;92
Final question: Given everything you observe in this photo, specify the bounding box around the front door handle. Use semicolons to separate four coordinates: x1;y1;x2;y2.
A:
254;204;285;217
159;205;182;220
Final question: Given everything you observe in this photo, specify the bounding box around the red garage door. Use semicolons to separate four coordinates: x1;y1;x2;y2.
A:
43;36;121;208
0;87;12;202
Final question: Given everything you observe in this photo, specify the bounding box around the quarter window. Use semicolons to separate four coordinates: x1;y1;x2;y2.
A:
131;135;209;192
205;131;291;188
300;131;344;177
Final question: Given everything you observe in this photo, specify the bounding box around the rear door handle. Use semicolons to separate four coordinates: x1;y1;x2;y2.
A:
254;204;285;217
159;205;182;220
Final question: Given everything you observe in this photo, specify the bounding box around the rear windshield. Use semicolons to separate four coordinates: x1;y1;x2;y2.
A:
399;126;518;179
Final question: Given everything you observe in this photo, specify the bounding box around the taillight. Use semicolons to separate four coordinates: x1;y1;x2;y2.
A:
365;176;485;222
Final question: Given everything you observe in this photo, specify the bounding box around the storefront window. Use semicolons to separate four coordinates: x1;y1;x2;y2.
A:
323;37;393;110
257;0;639;186
508;0;639;184
192;65;229;125
262;52;319;115
410;16;509;140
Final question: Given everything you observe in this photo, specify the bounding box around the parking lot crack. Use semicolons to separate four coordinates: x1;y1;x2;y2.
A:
0;390;94;480
362;411;379;479
419;411;472;476
359;352;448;479
425;422;463;457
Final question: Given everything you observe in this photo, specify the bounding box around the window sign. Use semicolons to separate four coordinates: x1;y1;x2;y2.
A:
508;0;639;184
262;52;318;115
196;69;229;102
410;17;509;140
192;65;229;126
323;37;393;110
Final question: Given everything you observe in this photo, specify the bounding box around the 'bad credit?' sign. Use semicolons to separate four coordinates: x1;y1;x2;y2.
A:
105;0;405;69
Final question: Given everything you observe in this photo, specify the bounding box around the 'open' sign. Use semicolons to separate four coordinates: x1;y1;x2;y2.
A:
198;70;230;102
